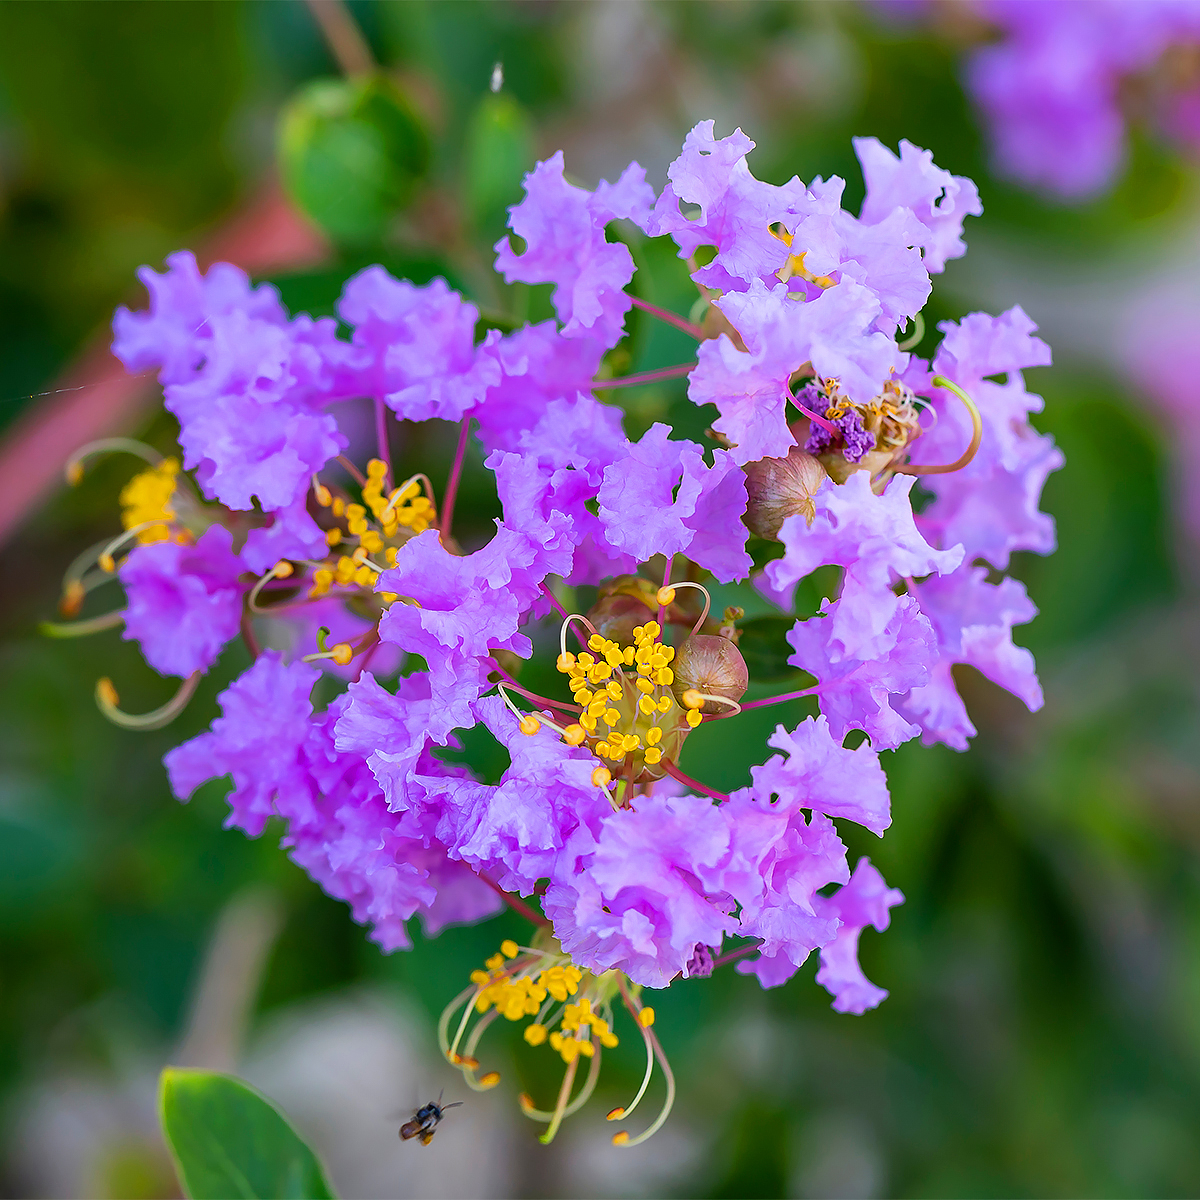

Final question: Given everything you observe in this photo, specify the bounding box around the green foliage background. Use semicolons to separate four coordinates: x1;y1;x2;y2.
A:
1;2;1198;1197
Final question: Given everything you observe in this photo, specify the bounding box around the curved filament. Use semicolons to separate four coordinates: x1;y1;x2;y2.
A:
892;376;982;476
896;310;925;352
559;613;599;659
538;1052;581;1145
95;670;201;731
66;437;162;485
40;611;125;639
520;1037;603;1123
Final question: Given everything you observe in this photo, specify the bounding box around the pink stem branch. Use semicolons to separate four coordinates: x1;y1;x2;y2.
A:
373;397;393;487
440;417;471;541
791;397;839;436
539;581;570;620
489;661;581;715
736;685;821;712
661;759;729;803
479;873;551;927
592;363;694;391
630;295;705;340
712;940;763;970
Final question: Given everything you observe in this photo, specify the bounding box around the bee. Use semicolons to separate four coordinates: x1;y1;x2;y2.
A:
399;1093;462;1146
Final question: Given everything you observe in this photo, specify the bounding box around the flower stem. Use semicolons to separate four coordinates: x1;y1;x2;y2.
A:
791;397;839;436
736;685;820;712
661;759;728;802
593;363;694;390
303;0;375;76
711;940;763;970
479;873;551;927
440;417;471;541
539;581;570;619
630;296;705;340
373;397;393;487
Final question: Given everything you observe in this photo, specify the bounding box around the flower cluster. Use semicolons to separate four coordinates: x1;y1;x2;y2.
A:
57;121;1058;1142
897;0;1200;199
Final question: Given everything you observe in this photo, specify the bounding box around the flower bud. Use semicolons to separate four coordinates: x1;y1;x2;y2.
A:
743;447;827;540
671;634;748;714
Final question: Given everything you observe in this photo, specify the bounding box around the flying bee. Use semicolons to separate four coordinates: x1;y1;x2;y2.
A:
399;1093;462;1146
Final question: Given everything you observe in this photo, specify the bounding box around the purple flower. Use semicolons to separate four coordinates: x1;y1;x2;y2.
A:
762;471;963;612
494;154;653;349
963;0;1200;198
899;565;1043;751
813;858;905;1014
596;424;751;582
337;267;501;423
911;307;1060;569
854;136;982;273
166;652;323;837
472;321;608;456
120;524;245;678
787;585;938;751
545;791;742;989
112;250;286;385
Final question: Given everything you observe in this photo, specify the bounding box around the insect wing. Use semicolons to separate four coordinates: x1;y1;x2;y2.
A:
399;1120;423;1141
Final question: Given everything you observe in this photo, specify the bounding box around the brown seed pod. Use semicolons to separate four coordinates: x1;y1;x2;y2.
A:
671;634;749;714
743;447;828;540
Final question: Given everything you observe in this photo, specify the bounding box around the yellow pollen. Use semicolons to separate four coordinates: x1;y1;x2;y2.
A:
273;560;294;579
591;766;612;788
681;688;705;710
314;483;332;506
524;1023;547;1045
612;1131;630;1146
639;1007;655;1028
330;643;354;666
119;458;180;544
563;724;586;745
478;1072;501;1089
325;528;342;547
519;714;541;736
607;1107;625;1121
644;747;662;764
501;939;519;958
656;586;676;605
98;553;116;574
686;709;702;727
97;678;119;708
486;953;505;971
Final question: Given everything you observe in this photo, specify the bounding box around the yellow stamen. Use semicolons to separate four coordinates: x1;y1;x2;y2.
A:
519;714;541;736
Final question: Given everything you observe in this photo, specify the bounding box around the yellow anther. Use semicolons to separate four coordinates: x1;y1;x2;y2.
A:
470;969;490;985
604;709;620;726
560;1039;580;1064
607;1107;625;1121
644;747;663;765
563;724;586;746
519;1093;536;1112
606;681;622;699
686;709;702;728
657;696;673;714
655;668;674;686
623;647;635;665
366;457;388;477
557;652;576;672
643;621;661;639
314;483;332;506
519;714;541;736
272;560;294;579
353;566;376;587
98;553;116;573
331;497;345;517
638;1007;655;1028
638;695;656;716
380;591;399;604
501;939;519;958
601;1031;619;1048
478;1072;501;1089
580;712;597;733
360;530;384;553
612;1131;630;1146
595;742;611;758
97;677;119;708
330;642;354;666
385;547;399;566
646;726;663;746
325;528;342;547
605;646;624;667
314;567;334;586
591;766;612;788
588;634;606;651
577;653;595;668
656;586;676;605
636;678;655;694
486;953;505;970
681;688;704;710
579;1039;595;1057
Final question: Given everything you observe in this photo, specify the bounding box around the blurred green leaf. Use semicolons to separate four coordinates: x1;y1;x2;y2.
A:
279;74;431;245
464;91;534;235
736;615;801;682
159;1068;336;1200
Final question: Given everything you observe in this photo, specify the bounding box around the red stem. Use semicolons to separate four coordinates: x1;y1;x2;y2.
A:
737;685;821;712
630;295;705;340
712;940;763;970
491;664;581;715
373;397;393;487
480;873;551;927
539;581;570;619
440;417;471;540
592;363;694;391
791;397;839;436
661;759;728;803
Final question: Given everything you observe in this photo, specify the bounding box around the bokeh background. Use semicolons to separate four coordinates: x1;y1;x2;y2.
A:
2;2;1199;1197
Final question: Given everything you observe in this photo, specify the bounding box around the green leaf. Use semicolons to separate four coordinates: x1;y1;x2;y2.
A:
464;92;534;236
159;1068;337;1200
737;615;802;683
279;75;431;246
